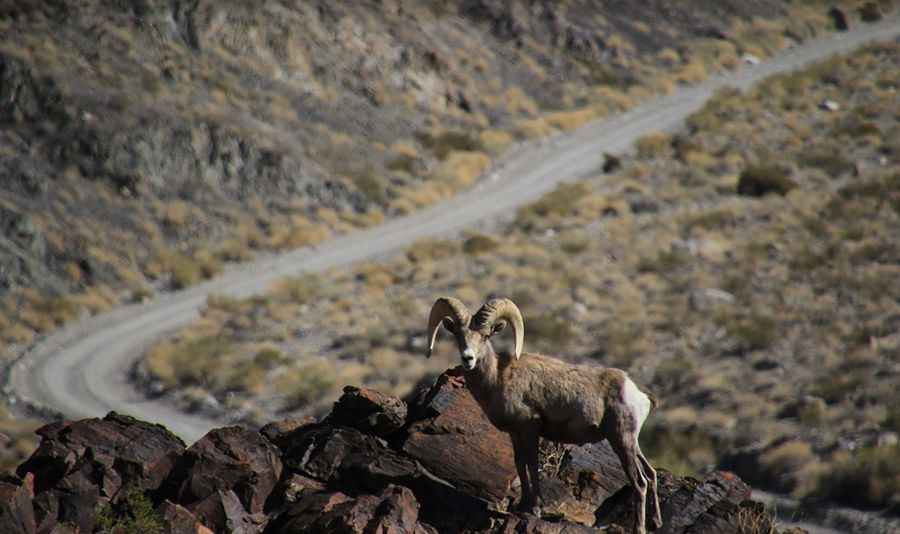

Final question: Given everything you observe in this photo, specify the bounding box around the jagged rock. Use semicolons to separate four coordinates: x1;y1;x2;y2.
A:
6;380;782;534
17;412;184;496
265;485;435;534
328;386;407;437
543;441;630;524
0;473;36;534
493;514;599;533
279;423;489;531
402;371;518;504
162;426;281;531
13;412;185;533
271;473;327;508
595;470;751;533
259;417;316;447
159;500;215;534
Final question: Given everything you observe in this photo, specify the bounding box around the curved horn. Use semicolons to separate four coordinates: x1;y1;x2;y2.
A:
472;298;524;360
425;297;470;358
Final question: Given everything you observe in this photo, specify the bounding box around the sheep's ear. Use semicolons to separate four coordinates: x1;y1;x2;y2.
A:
441;317;456;333
490;320;507;336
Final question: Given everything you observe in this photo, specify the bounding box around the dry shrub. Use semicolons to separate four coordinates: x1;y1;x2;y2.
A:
737;165;797;197
417;130;483;160
479;129;514;155
635;132;671;159
462;233;499;255
818;445;900;509
545;108;598;131
514;118;552;139
432;150;490;188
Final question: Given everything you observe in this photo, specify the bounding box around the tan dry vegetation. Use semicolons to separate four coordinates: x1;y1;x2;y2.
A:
3;1;853;356
139;40;900;511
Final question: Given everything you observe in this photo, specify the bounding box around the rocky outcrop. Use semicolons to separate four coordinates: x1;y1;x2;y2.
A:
2;371;783;533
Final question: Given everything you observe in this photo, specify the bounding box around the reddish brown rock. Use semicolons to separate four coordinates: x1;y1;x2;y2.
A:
595;470;752;533
17;412;184;496
259;417;317;448
0;473;36;534
279;424;489;531
159;500;211;534
401;371;518;504
329;386;407;437
493;514;599;534
162;426;281;531
265;485;435;534
189;489;267;534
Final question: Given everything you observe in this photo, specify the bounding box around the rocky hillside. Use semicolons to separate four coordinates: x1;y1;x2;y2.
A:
0;0;836;351
0;370;798;534
135;16;900;528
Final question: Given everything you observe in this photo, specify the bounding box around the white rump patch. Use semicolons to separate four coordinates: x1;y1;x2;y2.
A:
623;377;652;435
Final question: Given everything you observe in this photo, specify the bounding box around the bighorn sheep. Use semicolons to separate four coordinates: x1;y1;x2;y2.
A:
426;297;662;534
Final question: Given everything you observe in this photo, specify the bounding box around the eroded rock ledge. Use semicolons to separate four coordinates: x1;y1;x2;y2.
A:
1;370;791;533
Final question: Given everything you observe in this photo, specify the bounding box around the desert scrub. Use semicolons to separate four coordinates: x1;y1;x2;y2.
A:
144;336;234;390
715;310;777;353
635;132;671;159
462;232;499;255
515;182;592;229
95;487;165;534
817;445;900;510
736;164;797;197
416;130;483;160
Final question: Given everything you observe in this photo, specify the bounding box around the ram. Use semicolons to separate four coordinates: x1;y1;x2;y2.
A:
426;297;662;534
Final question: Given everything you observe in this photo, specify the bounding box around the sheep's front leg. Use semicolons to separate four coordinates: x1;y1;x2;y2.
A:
510;432;541;514
511;431;542;515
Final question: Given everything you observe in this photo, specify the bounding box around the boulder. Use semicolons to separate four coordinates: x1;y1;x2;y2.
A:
595;470;751;533
158;500;213;534
161;426;281;531
328;386;407;437
259;417;316;447
13;412;185;533
265;485;435;534
279;422;490;531
402;371;518;504
0;473;36;534
493;514;599;533
17;412;184;496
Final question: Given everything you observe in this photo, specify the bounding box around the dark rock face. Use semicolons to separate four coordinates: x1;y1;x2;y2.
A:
13;412;184;533
4;371;778;533
401;371;518;503
264;485;435;534
17;412;185;495
162;426;282;531
328;385;407;437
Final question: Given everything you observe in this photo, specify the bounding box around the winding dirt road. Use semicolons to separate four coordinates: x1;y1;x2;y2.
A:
7;17;900;446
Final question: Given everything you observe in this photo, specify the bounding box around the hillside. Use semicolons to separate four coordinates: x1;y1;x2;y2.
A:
1;0;834;351
136;28;900;528
3;0;899;526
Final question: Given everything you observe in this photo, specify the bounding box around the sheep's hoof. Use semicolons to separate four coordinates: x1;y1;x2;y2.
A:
650;515;663;530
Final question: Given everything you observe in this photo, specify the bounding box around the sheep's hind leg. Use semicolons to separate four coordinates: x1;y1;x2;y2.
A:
637;447;662;530
609;430;648;534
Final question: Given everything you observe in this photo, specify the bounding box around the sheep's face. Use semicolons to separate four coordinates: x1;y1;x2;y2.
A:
443;318;504;371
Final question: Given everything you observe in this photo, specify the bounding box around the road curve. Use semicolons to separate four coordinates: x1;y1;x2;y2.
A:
8;17;900;445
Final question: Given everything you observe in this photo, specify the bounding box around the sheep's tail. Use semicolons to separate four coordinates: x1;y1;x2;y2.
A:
640;385;659;412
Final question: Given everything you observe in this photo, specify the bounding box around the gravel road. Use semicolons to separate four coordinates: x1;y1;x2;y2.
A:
7;16;900;448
